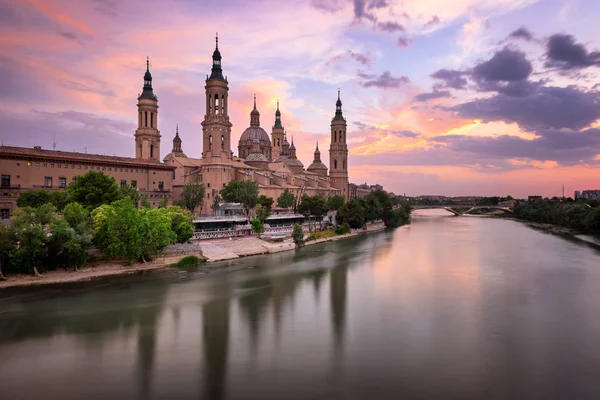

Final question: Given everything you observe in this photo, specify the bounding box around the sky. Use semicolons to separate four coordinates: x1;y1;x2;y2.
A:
1;0;600;198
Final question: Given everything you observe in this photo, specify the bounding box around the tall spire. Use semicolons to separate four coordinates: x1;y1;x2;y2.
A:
334;88;344;120
250;94;260;127
139;57;156;100
209;33;224;80
273;99;283;129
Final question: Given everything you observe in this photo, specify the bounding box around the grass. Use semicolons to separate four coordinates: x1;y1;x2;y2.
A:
170;255;206;268
305;229;340;242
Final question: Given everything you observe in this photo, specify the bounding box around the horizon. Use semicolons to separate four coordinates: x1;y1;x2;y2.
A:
1;0;600;198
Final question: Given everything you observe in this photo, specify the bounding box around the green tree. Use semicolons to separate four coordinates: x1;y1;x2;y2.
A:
277;189;295;209
251;217;264;234
180;181;206;214
292;224;304;247
60;203;94;270
93;199;142;264
16;190;52;209
298;195;327;232
211;191;222;215
158;196;169;208
139;208;176;262
221;180;259;220
0;225;13;280
159;206;194;243
256;195;274;222
50;191;70;211
326;195;345;211
337;200;365;229
118;184;141;204
140;195;152;209
66;170;120;210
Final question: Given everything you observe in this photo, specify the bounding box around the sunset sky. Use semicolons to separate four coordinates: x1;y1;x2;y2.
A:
1;0;600;197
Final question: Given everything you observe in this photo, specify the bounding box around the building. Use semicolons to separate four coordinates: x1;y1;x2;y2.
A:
0;35;360;218
575;190;600;200
164;36;349;214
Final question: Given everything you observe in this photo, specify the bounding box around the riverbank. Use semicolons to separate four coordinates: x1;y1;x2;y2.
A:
511;219;600;249
0;222;388;290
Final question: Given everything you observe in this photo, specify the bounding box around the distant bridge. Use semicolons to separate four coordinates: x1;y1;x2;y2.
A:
409;204;514;216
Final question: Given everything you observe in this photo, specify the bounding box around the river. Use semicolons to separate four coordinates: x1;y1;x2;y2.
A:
1;211;600;400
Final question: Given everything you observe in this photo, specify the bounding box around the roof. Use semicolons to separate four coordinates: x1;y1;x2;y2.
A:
170;156;203;168
0;146;175;170
239;126;271;145
246;152;268;162
307;161;327;171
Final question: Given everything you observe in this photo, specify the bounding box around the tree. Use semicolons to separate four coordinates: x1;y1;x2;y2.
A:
16;190;52;209
256;195;274;222
326;195;345;211
211;191;222;215
140;195;152;209
277;189;295;209
298;195;327;232
118;184;141;204
292;224;304;247
251;217;264;234
66;170;120;210
93;199;142;264
60;203;94;270
138;208;176;262
158;196;169;208
51;191;70;211
0;225;13;280
159;206;194;243
221;180;259;221
180;181;206;214
337;200;365;229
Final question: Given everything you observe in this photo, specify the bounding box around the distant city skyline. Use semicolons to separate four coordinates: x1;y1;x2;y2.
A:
1;0;600;197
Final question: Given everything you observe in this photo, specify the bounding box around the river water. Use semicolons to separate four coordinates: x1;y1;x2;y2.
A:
1;211;600;400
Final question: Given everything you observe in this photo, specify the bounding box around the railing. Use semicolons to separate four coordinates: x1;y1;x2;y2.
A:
0;184;20;189
33;185;53;189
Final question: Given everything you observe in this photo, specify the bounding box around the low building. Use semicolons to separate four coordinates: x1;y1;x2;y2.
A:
0;145;175;219
576;190;600;200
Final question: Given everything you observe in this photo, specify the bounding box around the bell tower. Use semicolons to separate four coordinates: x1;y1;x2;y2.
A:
271;100;285;159
134;58;161;161
201;34;232;160
329;89;349;199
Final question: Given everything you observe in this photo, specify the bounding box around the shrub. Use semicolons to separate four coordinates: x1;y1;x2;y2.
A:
292;223;304;247
334;223;351;235
171;255;205;268
251;217;264;234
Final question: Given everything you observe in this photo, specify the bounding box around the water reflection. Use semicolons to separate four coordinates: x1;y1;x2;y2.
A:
1;216;600;400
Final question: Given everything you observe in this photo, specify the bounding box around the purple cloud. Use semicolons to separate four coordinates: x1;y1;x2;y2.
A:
508;27;534;41
545;34;600;70
431;69;468;90
357;70;410;89
377;21;405;32
396;36;412;47
413;90;452;102
424;15;440;28
472;48;532;82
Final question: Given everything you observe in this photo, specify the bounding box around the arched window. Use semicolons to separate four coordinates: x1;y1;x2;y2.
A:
343;159;346;169
334;159;337;169
222;94;225;115
277;139;280;146
339;131;342;141
334;131;337;143
139;112;142;127
221;135;224;151
209;96;213;114
215;94;219;115
209;135;212;150
145;111;148;127
150;144;154;158
150;112;154;128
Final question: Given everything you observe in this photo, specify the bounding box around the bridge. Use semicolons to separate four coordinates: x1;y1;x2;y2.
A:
409;204;514;216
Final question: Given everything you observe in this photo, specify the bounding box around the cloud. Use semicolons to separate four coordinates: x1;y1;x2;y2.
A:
431;69;468;90
472;47;532;82
377;21;405;32
357;70;410;89
392;129;420;138
413;90;452;102
545;33;600;70
396;36;412;47
450;86;600;131
326;50;371;67
507;27;533;41
424;15;440;28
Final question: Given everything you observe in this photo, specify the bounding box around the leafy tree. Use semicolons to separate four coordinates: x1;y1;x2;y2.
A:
138;208;176;262
16;190;52;209
298;195;327;232
221;180;259;220
251;217;264;234
256;195;274;222
383;209;409;228
337;200;365;229
292;224;304;247
326;195;345;211
50;191;70;211
180;181;206;214
93;199;142;264
158;196;169;208
118;184;141;204
67;170;120;210
60;203;94;270
211;191;222;215
140;195;152;209
277;189;295;209
0;225;13;280
160;206;194;243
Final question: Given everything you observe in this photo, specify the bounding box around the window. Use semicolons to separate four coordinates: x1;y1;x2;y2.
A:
27;162;31;166
58;177;67;188
50;163;54;168
339;131;342;141
44;176;53;188
108;167;112;172
58;164;62;168
120;180;126;187
343;159;346;169
71;165;75;169
150;144;154;158
78;165;82;169
209;135;212;150
35;162;40;167
131;180;137;188
207;183;210;188
43;163;47;167
145;111;148;127
221;135;224;151
72;177;77;182
158;181;164;191
1;175;10;187
334;160;338;169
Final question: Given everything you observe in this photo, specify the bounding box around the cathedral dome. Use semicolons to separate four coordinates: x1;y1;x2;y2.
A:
239;126;271;145
246;152;268;162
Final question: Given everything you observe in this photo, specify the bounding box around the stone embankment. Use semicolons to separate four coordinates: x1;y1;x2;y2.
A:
0;222;389;289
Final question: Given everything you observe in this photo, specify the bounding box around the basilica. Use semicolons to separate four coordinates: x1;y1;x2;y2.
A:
155;37;350;214
0;36;350;218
